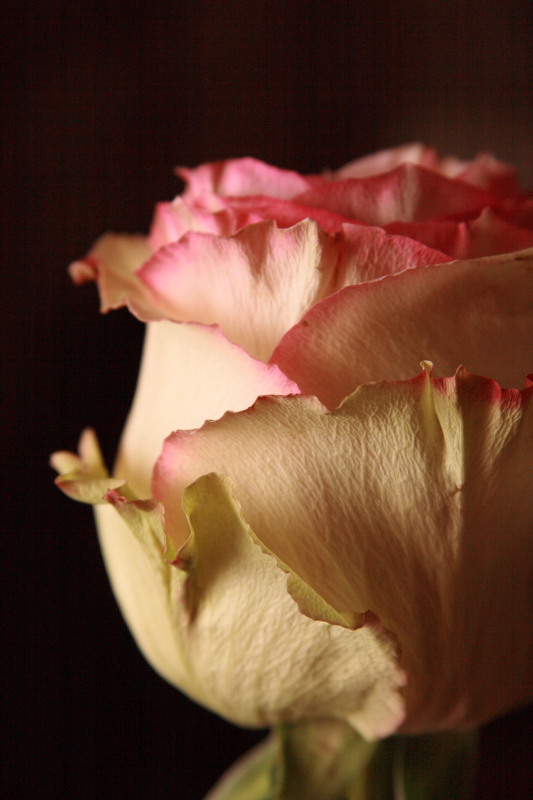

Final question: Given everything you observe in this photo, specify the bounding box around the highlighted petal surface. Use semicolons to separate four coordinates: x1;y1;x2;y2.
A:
272;248;533;409
115;321;299;498
154;369;533;732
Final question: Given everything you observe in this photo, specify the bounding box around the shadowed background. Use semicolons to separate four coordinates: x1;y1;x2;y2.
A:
2;1;532;797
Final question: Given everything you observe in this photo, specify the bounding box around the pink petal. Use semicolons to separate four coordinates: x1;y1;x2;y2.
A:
385;208;533;259
271;248;533;409
338;223;448;283
295;164;498;225
138;220;341;361
221;194;357;233
179;157;310;208
454;153;519;195
139;218;449;360
332;143;442;179
148;199;262;251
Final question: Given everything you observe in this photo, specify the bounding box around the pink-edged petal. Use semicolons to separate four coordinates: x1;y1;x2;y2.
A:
148;198;262;251
271;248;533;409
385;207;533;259
68;232;152;313
334;145;519;196
338;223;448;284
179;157;310;208
138;219;341;361
332;143;442;180
221;194;358;233
153;368;533;732
296;164;498;225
115;320;299;498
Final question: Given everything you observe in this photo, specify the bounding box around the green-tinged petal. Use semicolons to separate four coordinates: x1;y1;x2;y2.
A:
204;735;281;800
205;721;377;800
173;473;405;737
51;428;126;504
276;720;376;800
54;435;402;732
154;368;533;733
205;723;476;800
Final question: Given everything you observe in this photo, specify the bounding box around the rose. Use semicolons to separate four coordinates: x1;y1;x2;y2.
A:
53;145;533;741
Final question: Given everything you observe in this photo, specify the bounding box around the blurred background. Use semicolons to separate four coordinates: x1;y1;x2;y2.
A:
2;1;532;797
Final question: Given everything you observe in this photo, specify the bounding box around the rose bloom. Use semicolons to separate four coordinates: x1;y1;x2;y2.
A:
53;144;533;740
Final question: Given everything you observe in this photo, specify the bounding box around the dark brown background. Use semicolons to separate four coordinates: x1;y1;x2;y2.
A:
2;1;532;798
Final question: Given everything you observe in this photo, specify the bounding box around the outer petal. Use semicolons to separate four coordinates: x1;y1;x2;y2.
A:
271;248;533;409
154;369;533;732
139;219;448;360
115;320;299;498
68;232;153;313
296;164;497;225
55;451;406;738
138;220;341;361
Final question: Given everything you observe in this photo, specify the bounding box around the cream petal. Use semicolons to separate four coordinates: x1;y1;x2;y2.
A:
115;321;299;498
154;369;533;732
271;248;533;409
55;441;406;738
68;232;153;313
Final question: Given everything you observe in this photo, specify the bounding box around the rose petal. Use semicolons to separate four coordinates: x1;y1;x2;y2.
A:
148;198;263;251
54;437;401;737
179;157;310;208
332;143;442;180
115;320;299;498
454;153;519;196
154;368;533;732
219;194;357;234
100;472;405;737
139;220;341;360
271;248;533;409
296;164;498;225
139;219;448;360
51;428;126;504
68;232;152;313
338;223;448;283
385;208;533;259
